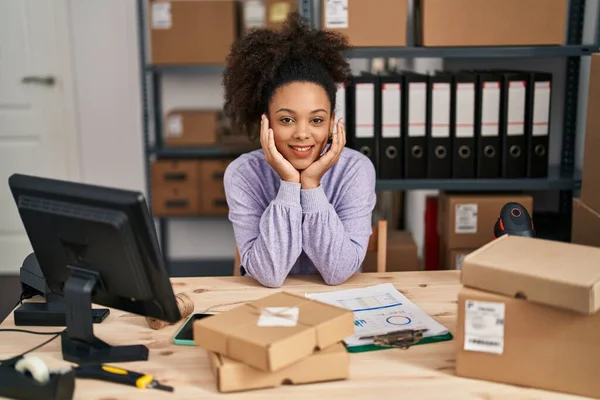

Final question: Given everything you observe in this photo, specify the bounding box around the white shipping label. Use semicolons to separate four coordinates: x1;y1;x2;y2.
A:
325;0;348;29
333;84;345;133
432;83;450;138
167;114;183;137
455;254;466;270
244;0;266;28
408;82;426;137
257;307;299;327
355;83;374;138
507;81;526;136
481;82;500;137
464;300;505;355
382;83;401;138
533;81;551;136
152;3;172;29
455;203;477;234
456;83;475;138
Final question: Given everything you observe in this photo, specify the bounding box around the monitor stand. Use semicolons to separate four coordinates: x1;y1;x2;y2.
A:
61;268;149;365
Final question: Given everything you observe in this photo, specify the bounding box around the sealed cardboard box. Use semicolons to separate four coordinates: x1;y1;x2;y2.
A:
581;54;600;213
199;159;230;216
208;342;349;393
572;197;600;248
437;193;533;249
194;292;354;372
438;239;475;270
461;235;600;315
418;0;568;47
149;0;237;65
322;0;407;47
362;230;419;272
456;287;600;399
164;110;219;147
151;160;201;216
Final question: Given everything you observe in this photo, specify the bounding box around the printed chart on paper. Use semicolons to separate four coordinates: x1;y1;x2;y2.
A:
306;283;448;348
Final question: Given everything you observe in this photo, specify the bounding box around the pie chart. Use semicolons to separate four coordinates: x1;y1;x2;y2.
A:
386;316;411;326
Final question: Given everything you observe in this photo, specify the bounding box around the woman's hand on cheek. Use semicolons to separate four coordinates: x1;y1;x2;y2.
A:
260;114;300;184
300;119;346;189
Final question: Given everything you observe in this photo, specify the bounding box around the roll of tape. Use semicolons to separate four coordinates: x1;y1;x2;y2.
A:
15;356;50;384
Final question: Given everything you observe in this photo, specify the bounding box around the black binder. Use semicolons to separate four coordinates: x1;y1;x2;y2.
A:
500;71;528;178
525;72;552;178
475;71;502;179
346;73;379;173
427;71;452;178
378;73;403;179
402;72;428;179
451;71;477;178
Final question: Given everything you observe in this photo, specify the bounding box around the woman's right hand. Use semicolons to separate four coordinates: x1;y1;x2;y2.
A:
260;114;300;183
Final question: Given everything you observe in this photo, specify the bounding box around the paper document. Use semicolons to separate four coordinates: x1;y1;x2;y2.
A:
306;283;449;348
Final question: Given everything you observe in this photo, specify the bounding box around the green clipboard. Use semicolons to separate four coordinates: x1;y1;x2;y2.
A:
344;332;454;353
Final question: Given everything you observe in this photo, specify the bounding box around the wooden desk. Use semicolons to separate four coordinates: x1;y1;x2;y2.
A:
0;271;582;399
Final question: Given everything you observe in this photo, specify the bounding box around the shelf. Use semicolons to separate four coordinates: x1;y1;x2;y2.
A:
375;167;580;191
151;146;257;159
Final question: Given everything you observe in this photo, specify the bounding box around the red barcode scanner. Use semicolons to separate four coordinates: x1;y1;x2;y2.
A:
494;202;535;238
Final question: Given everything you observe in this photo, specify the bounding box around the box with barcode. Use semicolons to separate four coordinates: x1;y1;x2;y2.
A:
193;292;354;372
437;192;533;249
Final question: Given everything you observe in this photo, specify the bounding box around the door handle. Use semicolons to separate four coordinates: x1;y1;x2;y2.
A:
21;76;56;86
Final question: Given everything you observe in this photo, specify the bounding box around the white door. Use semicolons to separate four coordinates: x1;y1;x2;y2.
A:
0;0;79;273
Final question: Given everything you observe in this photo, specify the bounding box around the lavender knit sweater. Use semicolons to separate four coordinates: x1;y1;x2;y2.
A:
223;147;377;288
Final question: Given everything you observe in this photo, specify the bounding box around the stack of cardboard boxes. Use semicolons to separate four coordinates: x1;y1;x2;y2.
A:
455;235;600;398
437;192;533;270
192;292;354;393
572;53;600;248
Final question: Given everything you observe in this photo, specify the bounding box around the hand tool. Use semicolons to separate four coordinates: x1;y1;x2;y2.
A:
74;364;174;392
359;328;429;349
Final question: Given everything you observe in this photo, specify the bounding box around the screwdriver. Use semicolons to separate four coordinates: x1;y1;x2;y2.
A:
74;364;174;392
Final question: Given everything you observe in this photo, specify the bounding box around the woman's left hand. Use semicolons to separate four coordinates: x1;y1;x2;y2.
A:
300;119;346;189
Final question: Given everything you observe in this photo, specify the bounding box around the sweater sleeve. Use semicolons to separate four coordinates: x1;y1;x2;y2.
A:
300;159;377;285
224;165;303;288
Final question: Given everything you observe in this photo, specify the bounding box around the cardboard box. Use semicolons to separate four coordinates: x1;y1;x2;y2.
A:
194;292;354;372
418;0;568;47
456;286;600;399
199;160;230;216
151;160;201;216
461;235;600;315
437;193;533;250
164;110;218;147
322;0;407;47
438;239;476;270
362;230;419;272
242;0;297;31
572;197;600;248
208;342;349;393
149;0;237;65
581;54;600;213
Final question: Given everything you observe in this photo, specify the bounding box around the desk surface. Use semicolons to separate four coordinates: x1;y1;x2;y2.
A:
0;271;583;399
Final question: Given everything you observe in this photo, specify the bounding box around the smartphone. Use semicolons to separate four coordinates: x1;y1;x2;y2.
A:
173;313;214;346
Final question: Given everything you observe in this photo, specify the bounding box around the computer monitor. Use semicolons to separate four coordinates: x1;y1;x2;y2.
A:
8;173;181;365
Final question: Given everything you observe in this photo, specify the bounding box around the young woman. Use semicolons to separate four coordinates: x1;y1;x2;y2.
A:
222;13;376;288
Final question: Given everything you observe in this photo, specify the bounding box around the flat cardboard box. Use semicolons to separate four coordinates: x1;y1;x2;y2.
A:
418;0;567;47
149;0;237;65
582;54;600;213
321;0;407;47
194;292;354;372
572;197;600;248
456;287;600;399
164;109;218;147
208;342;349;393
437;192;533;249
461;235;600;315
362;230;419;272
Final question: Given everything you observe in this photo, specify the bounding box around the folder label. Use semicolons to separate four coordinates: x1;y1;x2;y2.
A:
409;82;426;137
432;82;450;138
334;83;346;133
456;83;475;138
382;83;401;138
324;0;348;29
507;81;526;136
481;82;500;137
533;81;551;136
355;83;374;138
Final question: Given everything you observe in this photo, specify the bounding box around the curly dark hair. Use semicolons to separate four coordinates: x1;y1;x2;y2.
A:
222;12;352;140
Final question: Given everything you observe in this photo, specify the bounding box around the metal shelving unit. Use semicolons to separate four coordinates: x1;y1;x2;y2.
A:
137;0;598;275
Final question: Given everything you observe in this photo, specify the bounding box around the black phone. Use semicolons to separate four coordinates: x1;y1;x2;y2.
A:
173;313;214;346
